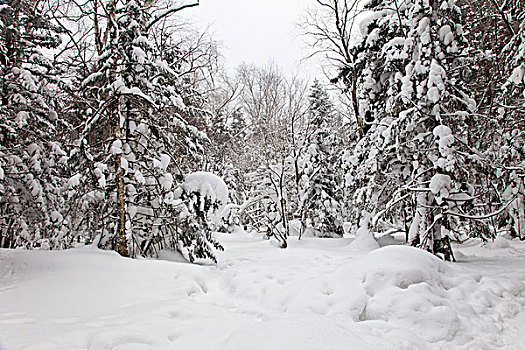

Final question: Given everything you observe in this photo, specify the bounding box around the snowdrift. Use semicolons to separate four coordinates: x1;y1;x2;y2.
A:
1;235;524;349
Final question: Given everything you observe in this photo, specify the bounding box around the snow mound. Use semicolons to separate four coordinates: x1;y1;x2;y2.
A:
348;231;380;252
183;171;229;205
341;246;525;346
1;237;525;349
492;235;511;249
347;215;380;252
352;247;455;329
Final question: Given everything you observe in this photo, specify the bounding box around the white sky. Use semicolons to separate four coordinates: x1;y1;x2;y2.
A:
184;0;319;78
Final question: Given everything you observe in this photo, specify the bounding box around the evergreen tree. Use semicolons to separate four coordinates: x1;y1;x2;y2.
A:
0;0;70;249
69;0;222;261
299;80;344;237
342;0;480;252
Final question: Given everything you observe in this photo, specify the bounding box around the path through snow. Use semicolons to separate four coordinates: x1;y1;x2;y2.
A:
1;232;525;349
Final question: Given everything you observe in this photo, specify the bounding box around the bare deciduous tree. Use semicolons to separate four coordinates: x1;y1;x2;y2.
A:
301;0;364;136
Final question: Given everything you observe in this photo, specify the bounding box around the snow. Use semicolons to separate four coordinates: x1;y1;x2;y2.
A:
12;67;37;92
160;172;173;191
184;171;229;205
433;124;452;139
160;154;170;170
134;169;145;185
433;124;455;171
120;156;128;173
348;213;380;252
132;46;147;65
418;18;431;45
430;174;451;194
430;174;451;204
358;11;382;38
120;87;154;105
50;210;62;223
439;25;454;46
153;154;171;170
154;59;177;77
110;139;123;155
67;173;82;189
427;86;441;103
110;78;155;105
427;60;446;104
508;66;525;85
1;234;525;350
94;163;107;188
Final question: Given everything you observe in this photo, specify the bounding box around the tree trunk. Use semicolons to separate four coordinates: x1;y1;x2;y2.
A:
115;101;127;256
116;152;128;257
351;68;363;138
517;179;525;239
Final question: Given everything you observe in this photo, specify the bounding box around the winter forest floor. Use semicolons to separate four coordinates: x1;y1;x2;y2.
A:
1;232;525;350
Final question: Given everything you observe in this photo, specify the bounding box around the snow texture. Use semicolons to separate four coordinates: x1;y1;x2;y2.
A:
433;125;455;171
67;173;81;189
110;139;123;155
348;213;380;252
184;171;229;205
430;173;451;195
1;234;525;350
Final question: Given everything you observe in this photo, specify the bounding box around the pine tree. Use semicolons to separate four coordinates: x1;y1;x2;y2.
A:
69;0;222;261
299;80;344;237
0;0;70;249
342;0;481;252
499;8;525;238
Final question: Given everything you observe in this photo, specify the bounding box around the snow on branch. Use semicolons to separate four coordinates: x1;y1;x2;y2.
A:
120;87;156;107
445;195;518;221
372;193;411;228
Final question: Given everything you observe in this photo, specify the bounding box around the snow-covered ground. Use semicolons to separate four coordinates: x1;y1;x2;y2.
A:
1;232;525;350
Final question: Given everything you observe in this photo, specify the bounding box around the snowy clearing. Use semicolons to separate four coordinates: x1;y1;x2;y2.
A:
1;233;525;350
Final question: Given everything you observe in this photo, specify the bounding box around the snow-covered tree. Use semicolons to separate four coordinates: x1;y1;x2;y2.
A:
299;80;344;237
498;7;525;238
67;0;223;261
0;0;70;249
338;0;482;253
208;65;313;245
243;161;291;248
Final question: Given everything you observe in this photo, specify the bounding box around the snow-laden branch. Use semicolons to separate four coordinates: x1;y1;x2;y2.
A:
445;195;518;221
79;97;116;148
372;193;411;228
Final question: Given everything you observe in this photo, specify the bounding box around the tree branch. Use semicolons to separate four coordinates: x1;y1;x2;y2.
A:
146;2;199;31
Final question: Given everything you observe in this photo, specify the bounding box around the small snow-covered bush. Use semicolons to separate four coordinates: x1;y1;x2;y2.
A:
183;171;229;228
127;172;228;263
173;172;229;262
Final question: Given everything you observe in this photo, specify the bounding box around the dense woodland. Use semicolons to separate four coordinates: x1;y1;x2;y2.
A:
0;0;524;262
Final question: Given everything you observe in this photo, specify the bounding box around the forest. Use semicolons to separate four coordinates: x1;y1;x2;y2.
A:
1;0;523;262
1;0;525;348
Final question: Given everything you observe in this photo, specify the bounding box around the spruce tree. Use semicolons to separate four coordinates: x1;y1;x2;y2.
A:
343;0;480;251
70;0;222;261
299;80;344;237
0;0;70;249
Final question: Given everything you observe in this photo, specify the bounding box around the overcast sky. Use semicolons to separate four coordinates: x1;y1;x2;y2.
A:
184;0;319;77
